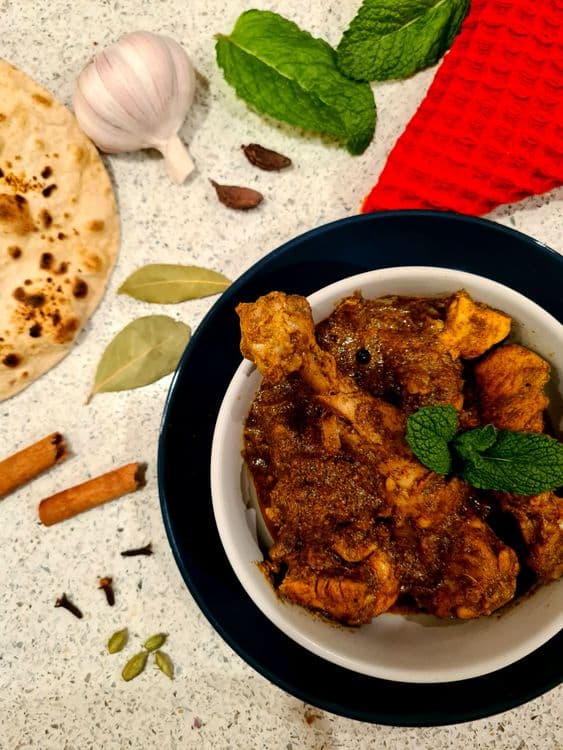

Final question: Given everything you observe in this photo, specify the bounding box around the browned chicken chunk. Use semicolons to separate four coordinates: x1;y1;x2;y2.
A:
439;290;511;359
474;343;550;432
428;516;519;618
316;293;464;413
499;492;563;582
276;545;399;625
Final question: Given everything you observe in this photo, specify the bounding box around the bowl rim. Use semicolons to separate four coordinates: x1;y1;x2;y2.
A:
211;265;563;683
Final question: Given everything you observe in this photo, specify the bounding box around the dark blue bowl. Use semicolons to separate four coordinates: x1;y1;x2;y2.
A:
158;210;562;726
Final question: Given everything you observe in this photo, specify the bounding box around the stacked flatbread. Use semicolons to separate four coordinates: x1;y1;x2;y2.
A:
0;59;119;401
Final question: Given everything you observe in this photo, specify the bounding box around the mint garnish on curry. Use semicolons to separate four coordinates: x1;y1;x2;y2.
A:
237;289;562;625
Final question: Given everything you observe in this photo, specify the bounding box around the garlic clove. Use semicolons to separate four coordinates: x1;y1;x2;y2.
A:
161;134;195;184
73;31;196;182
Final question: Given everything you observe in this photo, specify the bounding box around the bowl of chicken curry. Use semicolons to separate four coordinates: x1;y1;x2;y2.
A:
211;266;563;683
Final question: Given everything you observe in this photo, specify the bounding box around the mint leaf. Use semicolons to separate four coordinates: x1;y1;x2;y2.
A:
216;10;376;154
337;0;470;82
453;424;497;461
460;431;563;496
406;405;458;474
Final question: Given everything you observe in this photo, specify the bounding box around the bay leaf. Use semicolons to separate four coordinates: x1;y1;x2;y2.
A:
118;264;231;304
88;316;191;401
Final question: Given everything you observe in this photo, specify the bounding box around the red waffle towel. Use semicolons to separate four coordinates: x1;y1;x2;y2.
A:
362;0;563;216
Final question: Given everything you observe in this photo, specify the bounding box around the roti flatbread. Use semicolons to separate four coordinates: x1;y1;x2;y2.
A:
0;59;119;401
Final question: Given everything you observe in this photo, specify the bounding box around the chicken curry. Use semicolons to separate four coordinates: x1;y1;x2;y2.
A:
237;290;563;626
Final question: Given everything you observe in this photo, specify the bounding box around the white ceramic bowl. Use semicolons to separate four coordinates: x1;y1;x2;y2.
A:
211;267;563;683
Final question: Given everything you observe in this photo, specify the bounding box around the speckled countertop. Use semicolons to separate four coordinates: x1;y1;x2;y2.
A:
1;1;562;748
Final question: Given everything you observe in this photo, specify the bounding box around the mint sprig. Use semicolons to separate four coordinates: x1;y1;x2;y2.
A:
216;10;376;155
337;0;470;82
406;406;563;495
405;405;458;475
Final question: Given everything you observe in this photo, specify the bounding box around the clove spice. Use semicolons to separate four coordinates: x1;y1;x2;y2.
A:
55;593;83;619
98;576;115;606
242;143;292;171
121;542;153;557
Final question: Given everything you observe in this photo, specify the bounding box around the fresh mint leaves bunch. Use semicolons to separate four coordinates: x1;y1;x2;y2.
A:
406;405;563;496
215;2;470;154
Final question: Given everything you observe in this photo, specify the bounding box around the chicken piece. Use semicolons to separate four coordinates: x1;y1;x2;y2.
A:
276;545;399;625
439;290;511;359
499;492;563;582
428;516;519;618
474;344;550;432
316;294;464;413
238;291;406;450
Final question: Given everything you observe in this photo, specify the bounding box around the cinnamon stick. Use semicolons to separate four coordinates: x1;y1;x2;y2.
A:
38;462;146;526
0;433;68;499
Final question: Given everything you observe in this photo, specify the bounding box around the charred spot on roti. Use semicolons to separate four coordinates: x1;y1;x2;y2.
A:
41;166;52;179
57;232;66;240
32;93;52;107
55;317;79;343
40;252;54;270
2;353;21;368
3;172;44;193
0;193;36;235
0;114;6;123
41;184;57;198
71;146;85;164
0;168;3;177
79;251;103;273
72;278;88;299
39;209;53;228
8;245;22;259
12;286;46;308
55;261;68;275
87;219;105;232
29;323;42;338
27;293;46;308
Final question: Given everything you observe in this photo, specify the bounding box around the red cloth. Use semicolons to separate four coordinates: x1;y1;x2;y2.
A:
362;0;563;216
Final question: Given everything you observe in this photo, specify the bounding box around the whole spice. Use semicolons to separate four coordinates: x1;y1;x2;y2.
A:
73;31;196;183
210;180;263;210
143;633;167;652
107;628;129;654
39;463;147;525
242;143;292;171
122;651;149;682
154;650;174;679
121;542;153;557
55;593;83;619
0;433;68;500
118;264;230;304
89;316;191;400
98;576;115;606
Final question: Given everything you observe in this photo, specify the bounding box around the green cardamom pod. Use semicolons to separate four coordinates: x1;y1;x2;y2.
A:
121;651;148;681
154;650;174;679
143;632;167;652
107;628;128;654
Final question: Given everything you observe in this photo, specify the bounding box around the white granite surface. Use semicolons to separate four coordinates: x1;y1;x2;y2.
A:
1;1;562;747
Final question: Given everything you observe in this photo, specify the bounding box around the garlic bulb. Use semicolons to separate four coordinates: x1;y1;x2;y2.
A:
73;31;196;183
